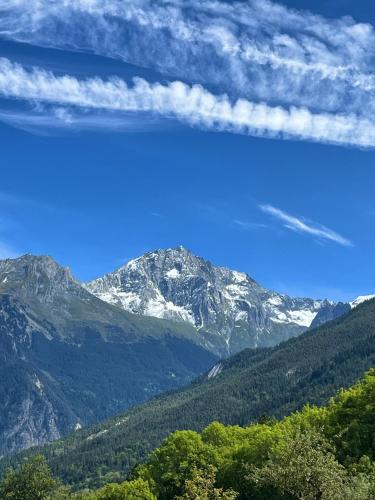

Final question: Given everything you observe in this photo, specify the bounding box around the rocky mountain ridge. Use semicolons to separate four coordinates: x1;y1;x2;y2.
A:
86;246;338;355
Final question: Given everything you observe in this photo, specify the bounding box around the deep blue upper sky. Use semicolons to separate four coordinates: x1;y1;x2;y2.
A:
0;0;374;301
286;0;375;23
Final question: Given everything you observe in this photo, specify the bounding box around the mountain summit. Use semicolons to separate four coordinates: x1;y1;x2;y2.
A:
0;254;83;303
86;246;331;355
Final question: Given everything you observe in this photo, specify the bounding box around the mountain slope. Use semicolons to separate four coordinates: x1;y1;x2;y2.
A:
309;301;351;328
86;246;332;356
0;255;216;456
9;297;375;489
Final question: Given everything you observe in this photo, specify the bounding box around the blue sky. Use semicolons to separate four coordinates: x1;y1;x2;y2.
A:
0;0;375;301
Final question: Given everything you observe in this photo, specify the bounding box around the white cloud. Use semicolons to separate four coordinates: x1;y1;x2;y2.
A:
1;58;375;147
0;0;375;117
233;219;268;230
259;204;352;247
0;106;159;135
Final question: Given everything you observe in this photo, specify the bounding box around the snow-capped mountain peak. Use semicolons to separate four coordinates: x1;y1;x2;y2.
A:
350;295;375;308
85;246;332;355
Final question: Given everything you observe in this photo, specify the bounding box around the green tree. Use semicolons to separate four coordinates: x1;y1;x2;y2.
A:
325;369;375;463
217;423;282;499
76;478;156;499
141;430;213;499
250;429;360;500
176;466;238;500
47;485;72;499
0;455;58;500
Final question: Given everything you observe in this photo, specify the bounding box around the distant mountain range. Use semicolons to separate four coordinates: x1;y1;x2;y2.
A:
6;291;375;489
86;246;370;355
0;254;216;456
0;247;372;457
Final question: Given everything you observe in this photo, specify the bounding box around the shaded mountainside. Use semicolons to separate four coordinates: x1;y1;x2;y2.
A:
86;246;334;356
310;301;351;329
0;255;217;456
7;297;375;490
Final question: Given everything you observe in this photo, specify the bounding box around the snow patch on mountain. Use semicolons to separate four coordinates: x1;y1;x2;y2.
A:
98;290;141;311
232;271;248;283
166;268;181;279
350;295;375;308
287;309;318;327
144;292;193;323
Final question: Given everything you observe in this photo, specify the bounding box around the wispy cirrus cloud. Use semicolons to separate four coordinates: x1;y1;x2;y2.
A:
233;219;268;230
2;58;375;147
1;0;375;114
259;204;352;247
0;105;160;136
0;0;375;146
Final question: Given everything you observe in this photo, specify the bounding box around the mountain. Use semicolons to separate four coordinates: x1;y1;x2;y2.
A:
8;296;375;489
86;246;333;356
308;294;375;329
309;301;351;328
0;255;216;456
350;294;375;308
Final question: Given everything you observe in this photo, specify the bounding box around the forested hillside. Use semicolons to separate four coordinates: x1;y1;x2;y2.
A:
3;298;375;490
2;369;375;499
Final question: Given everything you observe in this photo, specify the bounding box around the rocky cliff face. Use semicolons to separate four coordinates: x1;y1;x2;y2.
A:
0;292;78;456
0;254;80;302
0;254;216;457
310;302;351;329
86;246;331;355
